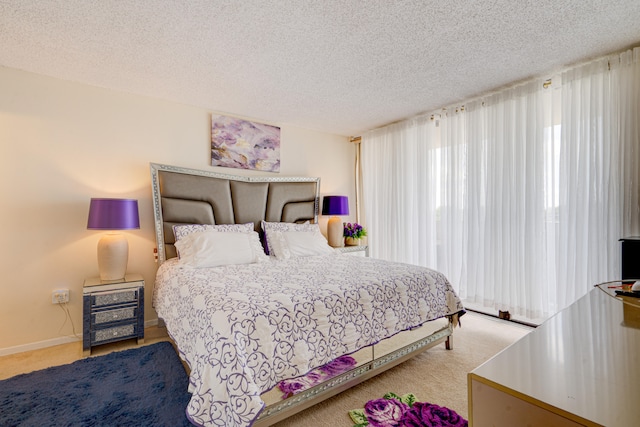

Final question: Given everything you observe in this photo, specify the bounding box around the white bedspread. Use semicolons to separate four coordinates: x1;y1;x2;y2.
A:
153;254;463;427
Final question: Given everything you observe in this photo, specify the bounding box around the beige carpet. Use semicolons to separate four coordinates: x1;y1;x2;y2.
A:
273;311;532;427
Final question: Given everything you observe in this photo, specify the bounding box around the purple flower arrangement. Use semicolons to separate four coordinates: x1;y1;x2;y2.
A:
349;392;468;427
344;223;367;239
277;355;357;399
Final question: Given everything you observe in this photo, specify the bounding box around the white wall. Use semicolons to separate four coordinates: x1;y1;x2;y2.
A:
0;66;356;353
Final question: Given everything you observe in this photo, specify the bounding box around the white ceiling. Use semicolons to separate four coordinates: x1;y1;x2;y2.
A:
1;1;639;137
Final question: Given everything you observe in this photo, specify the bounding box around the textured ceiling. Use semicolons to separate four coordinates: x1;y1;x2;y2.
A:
1;1;639;136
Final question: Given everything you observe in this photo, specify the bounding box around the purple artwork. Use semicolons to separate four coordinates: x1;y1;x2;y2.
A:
211;114;280;172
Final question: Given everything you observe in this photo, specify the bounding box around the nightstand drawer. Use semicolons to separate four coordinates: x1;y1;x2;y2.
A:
92;323;137;345
92;306;138;325
92;289;138;307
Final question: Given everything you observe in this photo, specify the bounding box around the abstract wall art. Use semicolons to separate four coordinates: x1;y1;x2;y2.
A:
211;114;280;172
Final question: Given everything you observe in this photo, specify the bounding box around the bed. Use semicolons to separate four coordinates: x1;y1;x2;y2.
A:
149;163;464;427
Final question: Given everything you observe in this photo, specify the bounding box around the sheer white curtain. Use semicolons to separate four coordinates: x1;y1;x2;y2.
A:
458;83;553;320
361;47;640;321
361;117;441;267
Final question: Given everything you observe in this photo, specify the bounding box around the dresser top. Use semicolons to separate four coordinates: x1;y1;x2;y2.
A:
471;286;640;426
83;273;144;292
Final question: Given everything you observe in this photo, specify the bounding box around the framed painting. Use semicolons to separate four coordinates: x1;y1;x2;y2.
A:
211;114;280;172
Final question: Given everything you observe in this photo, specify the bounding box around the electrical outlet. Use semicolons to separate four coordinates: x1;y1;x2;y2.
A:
52;289;70;304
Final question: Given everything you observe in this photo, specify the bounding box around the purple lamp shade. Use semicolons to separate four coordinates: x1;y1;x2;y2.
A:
87;198;140;230
322;196;349;216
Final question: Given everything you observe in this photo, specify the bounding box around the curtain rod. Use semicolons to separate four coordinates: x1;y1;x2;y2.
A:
355;45;638;139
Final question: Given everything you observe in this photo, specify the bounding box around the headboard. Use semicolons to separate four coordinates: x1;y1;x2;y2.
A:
150;163;320;264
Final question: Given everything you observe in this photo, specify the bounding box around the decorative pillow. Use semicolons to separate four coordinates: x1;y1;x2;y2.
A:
174;231;268;268
173;223;254;241
261;220;314;255
269;230;335;260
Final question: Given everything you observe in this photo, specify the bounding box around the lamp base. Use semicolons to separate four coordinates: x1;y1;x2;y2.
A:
97;233;129;281
327;216;344;248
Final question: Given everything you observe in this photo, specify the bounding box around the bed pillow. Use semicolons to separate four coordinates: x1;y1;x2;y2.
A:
174;230;268;268
268;230;335;260
261;220;314;255
173;222;254;241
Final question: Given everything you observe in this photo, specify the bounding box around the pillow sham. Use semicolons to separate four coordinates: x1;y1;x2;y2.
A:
174;230;268;268
268;230;335;260
173;223;254;241
261;220;314;255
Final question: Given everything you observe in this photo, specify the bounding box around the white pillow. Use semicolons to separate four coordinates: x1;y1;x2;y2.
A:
174;231;268;268
269;230;335;260
173;223;254;241
261;220;315;255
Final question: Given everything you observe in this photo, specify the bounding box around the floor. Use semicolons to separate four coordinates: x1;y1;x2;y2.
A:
0;314;530;383
1;314;532;426
0;326;172;381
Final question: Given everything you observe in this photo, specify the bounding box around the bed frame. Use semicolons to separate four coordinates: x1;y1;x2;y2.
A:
149;162;454;425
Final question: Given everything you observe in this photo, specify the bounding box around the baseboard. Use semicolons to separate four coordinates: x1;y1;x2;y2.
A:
0;335;80;357
145;318;159;328
0;318;160;356
465;307;539;328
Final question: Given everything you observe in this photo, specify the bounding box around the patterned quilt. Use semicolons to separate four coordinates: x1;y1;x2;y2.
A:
153;254;464;427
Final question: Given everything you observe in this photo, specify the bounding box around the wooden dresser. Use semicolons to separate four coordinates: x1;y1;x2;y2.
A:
468;285;640;426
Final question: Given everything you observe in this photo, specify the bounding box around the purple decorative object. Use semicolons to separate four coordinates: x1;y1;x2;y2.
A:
364;398;409;427
343;222;367;239
87;199;140;230
278;355;357;398
349;393;468;427
277;371;323;398
211;114;280;172
322;195;349;216
401;402;468;427
319;355;357;376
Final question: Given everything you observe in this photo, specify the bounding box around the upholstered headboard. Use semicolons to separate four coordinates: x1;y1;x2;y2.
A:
150;163;320;264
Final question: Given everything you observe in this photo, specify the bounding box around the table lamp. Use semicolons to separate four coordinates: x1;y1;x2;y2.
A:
322;195;349;247
87;198;140;281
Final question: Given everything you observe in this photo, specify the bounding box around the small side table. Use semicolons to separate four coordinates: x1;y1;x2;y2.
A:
336;245;369;257
83;274;145;356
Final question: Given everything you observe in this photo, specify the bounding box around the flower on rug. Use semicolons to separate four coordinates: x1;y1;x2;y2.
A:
277;355;357;399
349;392;468;427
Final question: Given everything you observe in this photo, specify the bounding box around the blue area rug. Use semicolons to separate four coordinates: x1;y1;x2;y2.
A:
0;341;192;427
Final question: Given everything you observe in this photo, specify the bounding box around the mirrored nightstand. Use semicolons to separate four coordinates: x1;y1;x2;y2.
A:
82;274;145;356
335;245;369;257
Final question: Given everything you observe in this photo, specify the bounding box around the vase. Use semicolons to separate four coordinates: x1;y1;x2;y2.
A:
345;237;360;246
